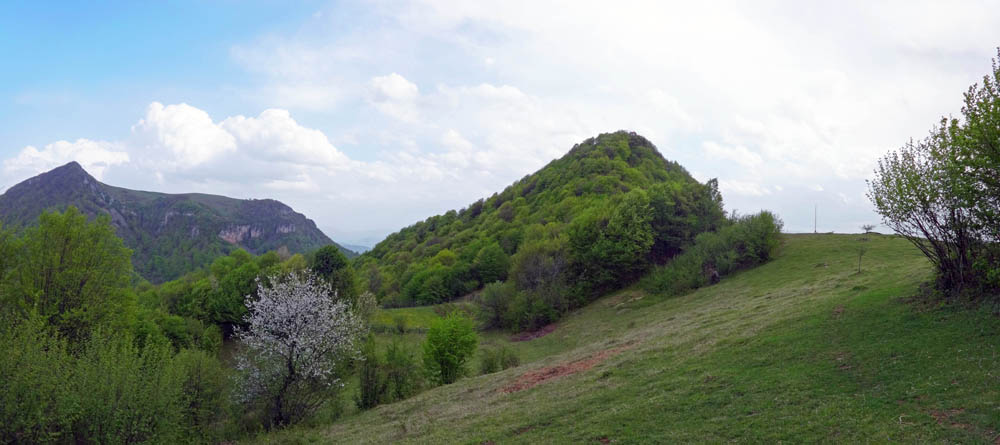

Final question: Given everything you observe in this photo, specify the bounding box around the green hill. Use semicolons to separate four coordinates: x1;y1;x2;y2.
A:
259;234;1000;443
0;162;353;282
357;131;725;309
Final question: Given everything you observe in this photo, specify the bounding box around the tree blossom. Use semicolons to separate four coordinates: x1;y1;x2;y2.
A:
235;271;363;427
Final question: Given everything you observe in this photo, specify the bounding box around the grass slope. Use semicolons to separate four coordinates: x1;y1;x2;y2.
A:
258;234;1000;443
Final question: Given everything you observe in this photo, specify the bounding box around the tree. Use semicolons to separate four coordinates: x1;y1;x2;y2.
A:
422;312;477;385
952;50;1000;242
2;207;133;344
568;190;654;295
310;245;357;304
474;242;510;284
235;272;363;428
868;128;977;292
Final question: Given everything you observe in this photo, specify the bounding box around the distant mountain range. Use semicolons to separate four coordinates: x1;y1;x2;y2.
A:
340;243;371;254
0;162;353;283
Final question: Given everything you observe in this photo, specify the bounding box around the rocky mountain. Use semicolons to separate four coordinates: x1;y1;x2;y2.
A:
0;162;353;282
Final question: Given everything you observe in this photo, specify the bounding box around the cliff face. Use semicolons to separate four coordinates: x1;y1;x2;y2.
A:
0;162;353;282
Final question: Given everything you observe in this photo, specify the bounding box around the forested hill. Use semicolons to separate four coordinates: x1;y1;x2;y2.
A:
0;161;353;283
356;131;726;308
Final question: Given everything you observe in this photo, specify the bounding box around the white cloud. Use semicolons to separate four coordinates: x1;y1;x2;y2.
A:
718;180;771;197
368;73;420;122
702;141;763;171
370;73;419;102
131;102;236;170
3;139;129;182
221;109;352;169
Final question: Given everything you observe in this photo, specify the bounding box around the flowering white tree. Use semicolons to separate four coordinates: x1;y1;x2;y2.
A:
235;272;364;428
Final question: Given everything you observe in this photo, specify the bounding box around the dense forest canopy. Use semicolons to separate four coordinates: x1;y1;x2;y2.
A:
356;131;727;311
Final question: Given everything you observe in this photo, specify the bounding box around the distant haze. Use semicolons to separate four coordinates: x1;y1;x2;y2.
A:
3;1;1000;244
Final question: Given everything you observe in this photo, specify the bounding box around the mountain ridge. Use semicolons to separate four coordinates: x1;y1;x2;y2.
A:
0;162;352;282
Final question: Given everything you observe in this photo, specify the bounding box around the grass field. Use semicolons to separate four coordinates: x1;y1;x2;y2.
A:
254;234;1000;443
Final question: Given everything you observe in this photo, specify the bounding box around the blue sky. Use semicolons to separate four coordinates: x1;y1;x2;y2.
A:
3;1;1000;246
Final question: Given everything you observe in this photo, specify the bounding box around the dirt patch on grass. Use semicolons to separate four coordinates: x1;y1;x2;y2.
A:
832;305;845;318
606;290;645;308
929;408;974;430
511;323;557;342
501;342;637;393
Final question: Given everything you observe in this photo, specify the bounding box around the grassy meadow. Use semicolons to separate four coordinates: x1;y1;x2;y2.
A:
255;233;1000;443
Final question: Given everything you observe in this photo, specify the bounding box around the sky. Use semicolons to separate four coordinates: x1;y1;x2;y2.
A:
2;1;1000;247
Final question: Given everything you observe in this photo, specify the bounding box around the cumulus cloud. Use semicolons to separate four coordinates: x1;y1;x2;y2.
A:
221;109;352;169
3;139;129;182
131;102;236;170
368;73;421;122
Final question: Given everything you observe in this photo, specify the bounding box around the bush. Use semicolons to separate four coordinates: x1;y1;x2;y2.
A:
476;281;515;330
355;337;386;411
0;316;74;444
172;349;232;442
70;332;187;443
383;340;423;402
868;50;1000;298
355;337;424;410
479;346;521;375
423;312;478;385
642;211;783;297
393;315;407;334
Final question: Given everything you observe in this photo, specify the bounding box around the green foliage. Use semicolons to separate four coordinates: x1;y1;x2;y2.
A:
355;337;425;411
361;131;725;309
1;207;134;345
868;50;1000;298
423;312;478;385
355;336;387;410
311;245;358;303
568;190;654;295
479;345;520;375
506;235;571;331
474;242;510;284
0;315;74;443
383;340;423;401
0;315;233;444
172;349;232;442
476;281;516;330
642;211;783;297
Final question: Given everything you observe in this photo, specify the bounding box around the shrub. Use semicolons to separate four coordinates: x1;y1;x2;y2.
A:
423;312;478;385
0;315;74;444
383;340;423;402
476;281;515;330
642;211;783;297
479;346;521;375
355;337;424;410
355;337;386;411
70;332;187;443
868;50;1000;298
393;315;407;334
172;349;232;442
